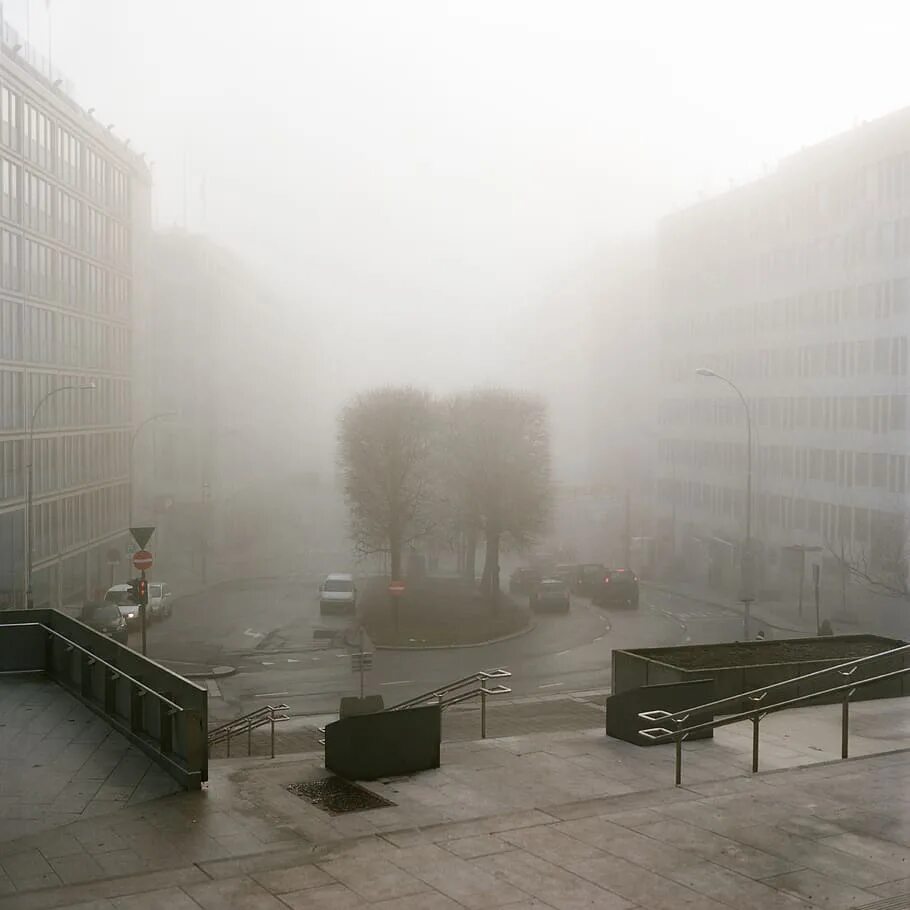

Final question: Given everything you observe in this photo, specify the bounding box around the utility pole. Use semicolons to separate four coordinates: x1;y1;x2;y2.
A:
813;563;821;635
200;479;210;585
623;489;631;568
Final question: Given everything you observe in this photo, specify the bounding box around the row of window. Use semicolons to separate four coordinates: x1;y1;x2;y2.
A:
660;438;910;494
30;481;129;563
25;431;128;500
657;476;899;548
0;86;129;215
0;231;129;318
662;278;910;342
0;300;130;371
659;394;908;434
664;335;910;384
0;369;129;431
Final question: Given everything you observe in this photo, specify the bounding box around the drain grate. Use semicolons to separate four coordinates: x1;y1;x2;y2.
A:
287;777;396;815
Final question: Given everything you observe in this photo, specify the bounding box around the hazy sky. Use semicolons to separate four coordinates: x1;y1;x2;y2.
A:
11;0;910;402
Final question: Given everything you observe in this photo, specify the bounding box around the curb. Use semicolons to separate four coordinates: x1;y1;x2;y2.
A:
643;582;812;636
166;664;238;680
369;618;537;651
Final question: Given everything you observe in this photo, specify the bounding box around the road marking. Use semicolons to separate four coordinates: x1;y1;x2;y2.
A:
261;661;275;666
593;634;605;643
555;649;573;656
287;658;299;663
254;691;289;698
381;680;414;687
243;628;264;638
204;680;222;698
538;682;563;689
311;657;321;661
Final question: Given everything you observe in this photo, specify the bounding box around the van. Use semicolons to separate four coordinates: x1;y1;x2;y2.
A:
319;573;357;615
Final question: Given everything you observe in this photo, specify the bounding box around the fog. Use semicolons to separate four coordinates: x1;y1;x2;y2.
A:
14;0;910;499
30;2;907;424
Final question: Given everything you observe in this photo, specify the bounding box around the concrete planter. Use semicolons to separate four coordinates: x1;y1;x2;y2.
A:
612;634;909;715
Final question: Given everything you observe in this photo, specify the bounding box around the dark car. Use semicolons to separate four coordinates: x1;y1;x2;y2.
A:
80;601;129;644
509;567;541;595
592;568;639;608
529;578;571;613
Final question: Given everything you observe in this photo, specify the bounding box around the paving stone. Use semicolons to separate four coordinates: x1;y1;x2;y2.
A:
250;864;333;893
763;868;880;909
184;875;288;909
316;857;429;902
110;888;201;909
47;853;106;885
279;882;366;909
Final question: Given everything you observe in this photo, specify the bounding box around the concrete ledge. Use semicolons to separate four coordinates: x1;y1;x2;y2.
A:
371;617;536;651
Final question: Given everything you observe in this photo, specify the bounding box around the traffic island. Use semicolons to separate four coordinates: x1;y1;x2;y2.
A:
359;576;531;648
612;634;909;714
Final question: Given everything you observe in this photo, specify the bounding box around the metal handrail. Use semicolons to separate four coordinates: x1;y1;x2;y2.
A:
388;668;511;712
208;704;289;758
640;642;910;728
6;622;184;713
639;664;910;786
208;705;272;739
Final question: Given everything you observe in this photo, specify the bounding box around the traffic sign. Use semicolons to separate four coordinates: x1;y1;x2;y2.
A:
351;652;373;672
132;549;153;571
130;526;155;549
388;580;406;597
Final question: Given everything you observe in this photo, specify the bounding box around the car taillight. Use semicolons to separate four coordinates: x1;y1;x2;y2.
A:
603;576;610;584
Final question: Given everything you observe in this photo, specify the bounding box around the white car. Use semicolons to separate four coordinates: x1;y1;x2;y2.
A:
147;582;173;619
104;584;140;629
319;573;357;615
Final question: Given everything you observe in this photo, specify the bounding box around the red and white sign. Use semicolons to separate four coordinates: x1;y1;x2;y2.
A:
388;580;406;597
132;549;153;571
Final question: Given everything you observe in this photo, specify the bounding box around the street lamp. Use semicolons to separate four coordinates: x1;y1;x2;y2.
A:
25;382;96;609
695;367;754;638
129;412;178;527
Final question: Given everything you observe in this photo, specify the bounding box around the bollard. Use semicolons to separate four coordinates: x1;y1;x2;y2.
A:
674;732;683;786
481;688;487;739
751;714;761;773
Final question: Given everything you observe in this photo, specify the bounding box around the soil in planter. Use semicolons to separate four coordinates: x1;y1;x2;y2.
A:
632;636;900;671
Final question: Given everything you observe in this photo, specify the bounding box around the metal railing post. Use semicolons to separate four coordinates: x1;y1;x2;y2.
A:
751;714;761;773
841;690;850;759
674;732;683;786
226;728;231;758
271;713;276;758
481;686;487;739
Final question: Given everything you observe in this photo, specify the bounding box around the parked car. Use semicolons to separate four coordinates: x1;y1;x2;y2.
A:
529;578;571;613
80;601;128;644
319;573;357;615
147;582;173;619
104;584;141;628
509;567;541;595
592;568;639;608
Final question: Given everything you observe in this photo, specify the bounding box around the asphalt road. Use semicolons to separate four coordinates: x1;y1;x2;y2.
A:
136;575;766;722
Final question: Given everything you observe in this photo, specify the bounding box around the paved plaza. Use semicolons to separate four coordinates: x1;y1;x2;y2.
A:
1;674;910;907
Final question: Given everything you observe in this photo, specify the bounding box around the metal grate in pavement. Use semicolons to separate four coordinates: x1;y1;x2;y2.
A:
854;894;910;910
287;777;395;814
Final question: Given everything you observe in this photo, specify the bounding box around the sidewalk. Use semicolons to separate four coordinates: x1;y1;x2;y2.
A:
645;579;822;636
2;670;910;906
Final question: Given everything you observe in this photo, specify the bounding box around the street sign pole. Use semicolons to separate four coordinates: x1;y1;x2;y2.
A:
140;568;147;656
359;627;365;699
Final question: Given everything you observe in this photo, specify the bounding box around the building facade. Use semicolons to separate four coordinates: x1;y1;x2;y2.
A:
0;20;150;608
134;231;313;586
657;109;910;594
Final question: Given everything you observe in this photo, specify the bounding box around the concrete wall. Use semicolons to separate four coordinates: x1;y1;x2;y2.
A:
325;705;441;780
0;609;207;788
606;678;714;746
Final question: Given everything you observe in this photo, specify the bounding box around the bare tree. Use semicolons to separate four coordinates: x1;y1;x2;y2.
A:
826;513;910;601
338;387;435;579
446;389;550;600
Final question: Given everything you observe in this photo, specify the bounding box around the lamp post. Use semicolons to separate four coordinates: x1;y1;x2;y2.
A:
695;367;754;638
25;382;96;609
128;412;177;527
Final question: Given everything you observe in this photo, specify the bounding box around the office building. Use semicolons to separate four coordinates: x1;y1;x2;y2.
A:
657;108;910;593
0;18;150;607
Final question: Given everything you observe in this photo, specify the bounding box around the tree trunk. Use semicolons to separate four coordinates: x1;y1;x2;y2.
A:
390;536;402;581
464;524;477;583
481;525;500;604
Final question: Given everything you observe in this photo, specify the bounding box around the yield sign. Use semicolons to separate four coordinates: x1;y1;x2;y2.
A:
130;526;155;549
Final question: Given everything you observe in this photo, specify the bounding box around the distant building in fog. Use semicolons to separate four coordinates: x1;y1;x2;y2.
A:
657;108;910;593
134;232;313;583
0;19;149;608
